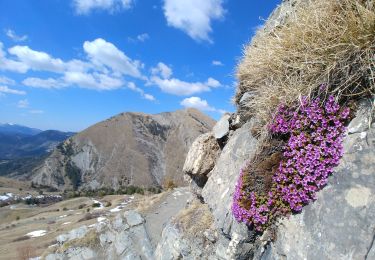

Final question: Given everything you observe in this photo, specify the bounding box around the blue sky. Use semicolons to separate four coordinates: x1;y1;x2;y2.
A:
0;0;280;132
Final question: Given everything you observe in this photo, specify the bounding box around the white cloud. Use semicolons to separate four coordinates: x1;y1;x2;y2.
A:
143;93;155;101
150;61;221;95
8;45;65;73
151;62;172;79
212;60;223;66
0;86;26;95
17;99;29;108
163;0;225;42
137;33;149;42
0;76;15;85
73;0;133;15
180;96;225;114
0;39;147;92
151;76;221;96
29;109;44;114
63;71;124;90
127;82;155;101
5;29;28;42
83;38;142;78
0;42;28;73
22;77;67;89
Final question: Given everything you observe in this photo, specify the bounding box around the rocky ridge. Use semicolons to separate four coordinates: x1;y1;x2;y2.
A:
31;108;215;190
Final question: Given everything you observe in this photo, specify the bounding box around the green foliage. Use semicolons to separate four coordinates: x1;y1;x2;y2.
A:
92;203;101;208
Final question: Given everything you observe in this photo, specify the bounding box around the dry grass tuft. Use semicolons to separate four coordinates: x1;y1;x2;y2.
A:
236;0;375;126
173;200;213;237
135;192;167;213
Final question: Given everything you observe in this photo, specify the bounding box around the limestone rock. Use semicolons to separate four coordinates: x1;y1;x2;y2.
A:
155;201;217;260
183;132;221;178
47;210;154;260
124;210;144;227
213;114;231;139
202;120;259;259
347;99;374;134
56;226;88;244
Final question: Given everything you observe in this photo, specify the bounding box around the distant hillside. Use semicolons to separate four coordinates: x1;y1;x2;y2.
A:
0;126;74;178
0;123;42;136
32;108;215;191
0;130;74;160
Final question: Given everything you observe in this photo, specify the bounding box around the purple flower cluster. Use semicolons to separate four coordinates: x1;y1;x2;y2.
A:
232;96;349;231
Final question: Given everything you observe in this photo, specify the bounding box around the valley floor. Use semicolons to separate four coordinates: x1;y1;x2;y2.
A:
0;186;191;260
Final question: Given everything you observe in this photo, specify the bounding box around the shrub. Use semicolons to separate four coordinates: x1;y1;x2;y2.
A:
232;96;350;231
163;178;177;190
62;207;68;211
78;204;86;209
92;202;101;208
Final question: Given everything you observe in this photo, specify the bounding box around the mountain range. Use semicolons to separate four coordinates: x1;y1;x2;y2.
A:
0;124;74;178
25;108;215;191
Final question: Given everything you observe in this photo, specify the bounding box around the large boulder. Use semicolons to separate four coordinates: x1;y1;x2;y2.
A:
183;132;221;179
213;114;231;139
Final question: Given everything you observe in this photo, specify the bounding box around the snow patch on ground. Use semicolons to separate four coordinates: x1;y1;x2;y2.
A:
0;193;13;201
97;217;107;223
92;199;104;210
110;206;122;213
26;230;47;238
109;196;134;213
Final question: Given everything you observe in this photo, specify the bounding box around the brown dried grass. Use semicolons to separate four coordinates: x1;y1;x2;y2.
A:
173;200;213;236
236;0;375;126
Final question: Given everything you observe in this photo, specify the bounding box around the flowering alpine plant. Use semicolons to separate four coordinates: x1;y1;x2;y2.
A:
232;95;350;231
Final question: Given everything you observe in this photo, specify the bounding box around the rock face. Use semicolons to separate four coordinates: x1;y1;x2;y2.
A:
31;108;215;190
46;211;153;260
155;200;218;260
202;120;259;259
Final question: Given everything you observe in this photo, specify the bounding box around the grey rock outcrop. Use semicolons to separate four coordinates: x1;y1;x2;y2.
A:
155;200;218;260
46;247;96;260
56;225;89;244
183;132;221;178
32;108;215;190
46;210;154;260
202;120;259;259
213;114;231;139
